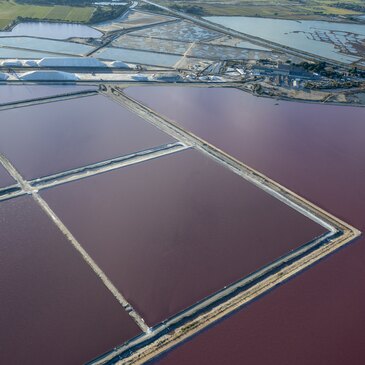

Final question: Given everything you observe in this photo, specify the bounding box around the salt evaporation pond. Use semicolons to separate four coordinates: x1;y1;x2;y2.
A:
131;20;221;42
42;149;326;326
0;47;56;59
0;37;93;56
205;16;365;63
0;21;101;39
0;164;14;188
0;196;141;365
126;86;365;202
0;94;174;179
125;86;365;365
0;84;96;104
112;35;191;55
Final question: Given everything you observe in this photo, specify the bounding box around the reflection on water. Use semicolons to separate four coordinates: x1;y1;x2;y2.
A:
0;94;173;179
0;196;140;365
206;16;365;63
0;36;93;56
0;47;55;59
126;86;365;215
0;21;101;39
42;149;325;325
131;86;365;365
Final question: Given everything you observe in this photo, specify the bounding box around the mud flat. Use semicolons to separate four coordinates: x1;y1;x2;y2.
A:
112;34;191;55
95;10;176;32
0;94;174;179
0;196;141;365
93;46;182;67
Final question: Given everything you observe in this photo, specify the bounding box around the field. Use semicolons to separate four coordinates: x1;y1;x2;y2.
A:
145;0;365;19
0;0;94;30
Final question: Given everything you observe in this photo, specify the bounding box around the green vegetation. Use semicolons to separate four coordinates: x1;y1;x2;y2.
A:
170;4;205;15
0;0;94;29
17;0;97;4
0;0;129;30
141;0;365;20
298;61;329;73
89;5;129;23
333;2;365;12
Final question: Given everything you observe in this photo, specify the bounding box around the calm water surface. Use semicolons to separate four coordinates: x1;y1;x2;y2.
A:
0;94;173;179
126;86;365;220
0;84;96;104
124;86;365;365
0;22;102;39
0;47;56;59
206;16;365;63
0;196;140;365
0;36;93;55
42;149;326;326
0;164;13;188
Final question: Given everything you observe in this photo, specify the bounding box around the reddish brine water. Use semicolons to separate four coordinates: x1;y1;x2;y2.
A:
123;86;365;365
0;196;141;365
0;164;14;188
126;86;365;228
0;94;173;180
42;149;325;326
